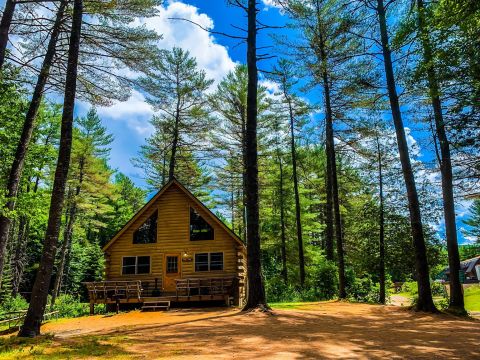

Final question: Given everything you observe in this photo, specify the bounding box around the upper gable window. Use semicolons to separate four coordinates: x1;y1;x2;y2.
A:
190;207;214;241
133;210;157;244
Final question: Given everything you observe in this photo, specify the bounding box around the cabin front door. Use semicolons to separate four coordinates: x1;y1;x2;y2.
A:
163;254;181;292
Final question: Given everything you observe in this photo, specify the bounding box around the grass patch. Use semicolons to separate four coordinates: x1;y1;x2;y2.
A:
465;285;480;312
0;334;133;359
270;301;338;310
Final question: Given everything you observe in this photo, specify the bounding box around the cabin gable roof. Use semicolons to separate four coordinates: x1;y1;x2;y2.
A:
102;178;244;252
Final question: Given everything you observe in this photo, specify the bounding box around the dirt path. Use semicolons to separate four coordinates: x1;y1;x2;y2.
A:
11;302;480;359
389;294;411;307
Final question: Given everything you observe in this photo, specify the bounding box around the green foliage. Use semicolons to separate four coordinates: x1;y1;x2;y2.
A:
462;200;480;244
401;281;419;296
135;47;214;193
51;294;105;318
0;295;28;314
430;281;448;297
464;285;480;312
345;269;391;304
265;258;338;302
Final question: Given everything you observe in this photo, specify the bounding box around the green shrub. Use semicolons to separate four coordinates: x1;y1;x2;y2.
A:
346;275;387;303
51;294;105;318
0;295;28;315
265;261;339;303
436;297;449;310
401;280;418;295
431;281;448;297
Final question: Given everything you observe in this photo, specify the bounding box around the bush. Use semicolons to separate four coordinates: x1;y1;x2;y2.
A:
51;294;105;318
265;260;339;303
401;281;418;296
346;275;387;303
431;281;448;297
0;295;28;315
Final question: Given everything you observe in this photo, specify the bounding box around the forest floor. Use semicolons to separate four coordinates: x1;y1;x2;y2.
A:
1;301;479;359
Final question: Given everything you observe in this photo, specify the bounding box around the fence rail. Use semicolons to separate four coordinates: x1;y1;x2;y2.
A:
0;310;59;330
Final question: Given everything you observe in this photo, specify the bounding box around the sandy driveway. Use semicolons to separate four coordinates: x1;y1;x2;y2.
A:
35;302;480;359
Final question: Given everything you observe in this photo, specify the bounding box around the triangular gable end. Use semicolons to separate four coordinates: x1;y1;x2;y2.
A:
102;178;245;252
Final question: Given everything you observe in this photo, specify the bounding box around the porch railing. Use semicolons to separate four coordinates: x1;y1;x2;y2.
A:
83;280;143;302
175;277;237;297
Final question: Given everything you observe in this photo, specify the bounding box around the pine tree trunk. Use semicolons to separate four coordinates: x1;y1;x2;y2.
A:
376;0;436;312
18;0;83;337
169;112;180;180
278;152;288;284
324;159;334;260
416;0;464;313
287;97;305;286
0;0;15;70
169;68;182;180
242;0;267;310
318;32;346;299
376;135;386;304
0;1;67;288
11;216;28;298
50;202;76;309
51;154;85;309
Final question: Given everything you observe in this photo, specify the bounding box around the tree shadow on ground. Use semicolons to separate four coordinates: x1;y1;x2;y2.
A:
96;305;479;359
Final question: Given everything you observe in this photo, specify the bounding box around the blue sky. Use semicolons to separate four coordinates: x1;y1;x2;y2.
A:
75;0;288;187
2;0;474;244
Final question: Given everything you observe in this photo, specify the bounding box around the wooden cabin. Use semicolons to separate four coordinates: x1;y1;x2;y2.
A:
85;178;246;313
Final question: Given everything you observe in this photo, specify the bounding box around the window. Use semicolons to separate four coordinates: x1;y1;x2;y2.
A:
195;253;209;272
190;207;214;241
195;252;223;272
210;252;224;271
166;256;178;273
122;257;136;275
137;256;151;274
122;256;151;275
133;210;157;244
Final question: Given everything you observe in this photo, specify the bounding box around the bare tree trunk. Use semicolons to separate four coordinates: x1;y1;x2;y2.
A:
50;195;75;309
375;0;436;312
243;0;267;310
287;97;305;286
376;134;386;304
324;160;334;260
317;31;346;299
278;152;288;284
416;0;464;313
11;216;28;297
18;0;83;337
0;1;67;287
0;0;15;70
168;62;183;181
51;152;86;309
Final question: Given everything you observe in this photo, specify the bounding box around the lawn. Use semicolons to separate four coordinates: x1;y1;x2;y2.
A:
464;285;480;311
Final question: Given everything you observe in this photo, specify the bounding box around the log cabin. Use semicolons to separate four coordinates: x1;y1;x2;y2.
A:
85;178;246;313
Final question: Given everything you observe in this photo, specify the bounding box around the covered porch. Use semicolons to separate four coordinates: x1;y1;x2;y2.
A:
84;276;239;314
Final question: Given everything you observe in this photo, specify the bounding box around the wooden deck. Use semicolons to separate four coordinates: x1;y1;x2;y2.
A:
84;277;238;314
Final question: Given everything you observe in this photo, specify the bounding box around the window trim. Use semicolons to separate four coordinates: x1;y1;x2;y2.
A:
194;251;224;272
121;256;151;275
189;207;215;241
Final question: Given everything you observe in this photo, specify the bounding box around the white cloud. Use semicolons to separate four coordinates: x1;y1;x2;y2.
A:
261;0;282;10
404;127;422;158
85;1;236;138
138;1;236;84
259;79;281;95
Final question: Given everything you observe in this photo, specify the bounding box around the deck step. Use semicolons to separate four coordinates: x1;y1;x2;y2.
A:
141;300;170;311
